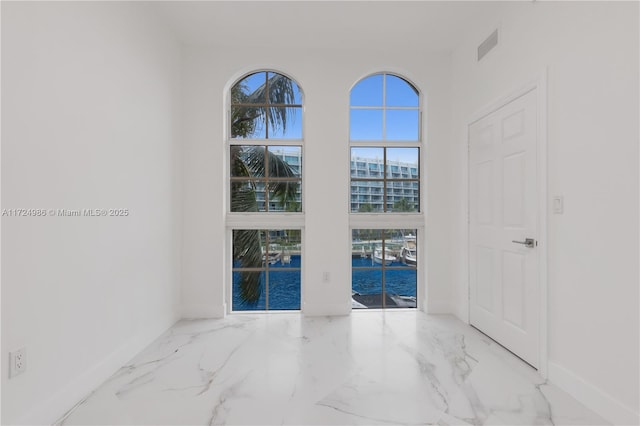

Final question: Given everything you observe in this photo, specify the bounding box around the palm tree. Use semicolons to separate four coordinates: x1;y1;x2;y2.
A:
231;72;300;304
392;198;414;212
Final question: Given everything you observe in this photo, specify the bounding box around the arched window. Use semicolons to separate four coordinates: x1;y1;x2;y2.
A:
349;73;420;213
228;70;303;312
350;73;421;310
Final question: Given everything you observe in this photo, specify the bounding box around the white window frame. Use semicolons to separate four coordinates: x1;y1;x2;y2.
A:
225;70;306;314
349;72;425;309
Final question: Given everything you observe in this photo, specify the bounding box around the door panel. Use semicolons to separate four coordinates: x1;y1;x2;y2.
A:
503;153;526;227
502;250;526;330
469;88;539;367
476;246;495;312
476;161;494;225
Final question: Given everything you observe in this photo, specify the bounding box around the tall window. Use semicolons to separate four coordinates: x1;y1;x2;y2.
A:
350;73;420;213
228;71;303;311
350;73;421;309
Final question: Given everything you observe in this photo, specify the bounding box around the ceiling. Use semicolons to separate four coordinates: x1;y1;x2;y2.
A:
151;1;504;51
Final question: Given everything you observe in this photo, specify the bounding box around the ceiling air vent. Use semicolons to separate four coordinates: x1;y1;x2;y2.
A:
477;29;498;61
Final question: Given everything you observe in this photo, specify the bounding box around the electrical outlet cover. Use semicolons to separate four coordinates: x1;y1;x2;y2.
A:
9;348;26;378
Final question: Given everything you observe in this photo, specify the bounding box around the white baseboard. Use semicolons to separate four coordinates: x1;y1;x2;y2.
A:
548;361;639;425
303;302;351;316
426;300;452;314
181;303;226;319
21;316;178;425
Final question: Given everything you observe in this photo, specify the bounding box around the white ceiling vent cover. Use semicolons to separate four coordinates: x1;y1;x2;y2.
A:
477;29;498;61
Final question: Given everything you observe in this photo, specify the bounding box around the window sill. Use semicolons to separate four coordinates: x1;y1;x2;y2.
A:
226;212;305;229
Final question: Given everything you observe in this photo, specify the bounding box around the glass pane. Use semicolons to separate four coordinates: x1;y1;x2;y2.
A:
232;271;266;311
230;181;264;212
232;229;265;267
232;72;267;104
291;81;303;105
268;271;301;310
350;173;384;213
351;269;383;309
267;181;301;212
386;148;419;178
388;196;417;213
267;230;301;268
267;72;302;105
384;269;417;309
231;106;266;139
268;107;303;139
267;146;302;178
351;147;383;168
350;109;383;140
385;75;419;107
350;74;383;106
352;229;384;265
386;109;419;141
230;145;265;178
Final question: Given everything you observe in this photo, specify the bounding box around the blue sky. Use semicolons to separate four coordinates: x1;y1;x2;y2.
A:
235;72;420;161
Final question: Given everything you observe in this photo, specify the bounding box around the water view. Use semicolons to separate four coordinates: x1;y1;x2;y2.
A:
232;254;417;311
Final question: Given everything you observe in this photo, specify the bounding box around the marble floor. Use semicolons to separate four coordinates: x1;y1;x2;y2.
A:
57;311;608;425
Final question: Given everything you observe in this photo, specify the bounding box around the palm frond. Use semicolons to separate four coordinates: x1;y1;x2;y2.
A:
233;229;263;303
231;72;297;138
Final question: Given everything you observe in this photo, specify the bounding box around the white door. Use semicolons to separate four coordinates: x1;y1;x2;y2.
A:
469;88;539;368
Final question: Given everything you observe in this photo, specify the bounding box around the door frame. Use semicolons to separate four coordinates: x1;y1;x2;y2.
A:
465;72;548;378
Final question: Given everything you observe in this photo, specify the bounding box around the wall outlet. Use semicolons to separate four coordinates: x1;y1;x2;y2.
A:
9;348;26;378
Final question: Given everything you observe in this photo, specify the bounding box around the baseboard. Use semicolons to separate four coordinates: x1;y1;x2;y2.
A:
303;301;351;316
425;300;452;314
181;303;226;319
20;315;178;425
548;361;639;425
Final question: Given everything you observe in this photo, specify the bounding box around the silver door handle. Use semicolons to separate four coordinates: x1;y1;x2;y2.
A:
512;238;535;248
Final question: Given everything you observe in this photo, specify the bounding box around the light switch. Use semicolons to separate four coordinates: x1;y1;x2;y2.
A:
553;196;564;214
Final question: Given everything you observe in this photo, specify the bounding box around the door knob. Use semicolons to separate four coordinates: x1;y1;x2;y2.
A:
512;238;535;248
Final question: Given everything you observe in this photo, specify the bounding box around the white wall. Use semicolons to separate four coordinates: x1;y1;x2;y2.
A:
450;2;639;424
181;46;453;318
1;2;182;424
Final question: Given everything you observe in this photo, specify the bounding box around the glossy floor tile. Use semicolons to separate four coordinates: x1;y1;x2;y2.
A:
56;311;608;425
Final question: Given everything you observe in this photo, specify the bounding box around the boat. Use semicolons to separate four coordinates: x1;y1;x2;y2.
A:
372;247;397;266
351;291;368;309
281;248;291;265
262;247;281;265
262;252;280;265
389;294;417;308
351;292;416;309
400;234;417;266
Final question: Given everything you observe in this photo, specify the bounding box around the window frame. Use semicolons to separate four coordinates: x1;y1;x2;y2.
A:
351;228;419;309
226;70;306;314
230;228;303;312
349;72;425;310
